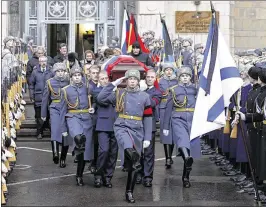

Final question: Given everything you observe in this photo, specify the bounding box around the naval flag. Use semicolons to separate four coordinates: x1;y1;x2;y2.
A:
190;9;243;140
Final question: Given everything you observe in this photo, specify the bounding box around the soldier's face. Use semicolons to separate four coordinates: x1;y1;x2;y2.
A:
198;47;204;54
179;74;191;84
86;53;93;61
132;47;140;55
60;46;67;56
90;68;99;81
72;73;82;83
164;68;174;77
98;74;109;87
146;72;156;86
127;77;139;88
56;69;65;78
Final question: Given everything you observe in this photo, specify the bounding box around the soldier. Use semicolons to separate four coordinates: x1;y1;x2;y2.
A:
60;65;95;186
159;63;178;168
163;66;200;188
54;43;68;63
135;69;162;187
92;71;118;188
41;63;70;167
180;38;194;68
130;41;154;67
29;56;54;139
97;70;152;203
193;43;204;76
236;67;266;190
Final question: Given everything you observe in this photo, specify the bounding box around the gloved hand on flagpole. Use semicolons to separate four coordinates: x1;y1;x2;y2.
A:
143;140;150;148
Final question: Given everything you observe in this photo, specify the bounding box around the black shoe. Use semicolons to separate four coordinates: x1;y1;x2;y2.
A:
59;159;66;168
170;158;174;165
53;155;59;164
74;156;78;163
136;174;142;184
94;178;102;188
165;158;171;169
103;180;112;188
37;134;43;139
182;177;191;188
76;177;84;186
125;191;135;203
143;180;152;187
90;166;97;174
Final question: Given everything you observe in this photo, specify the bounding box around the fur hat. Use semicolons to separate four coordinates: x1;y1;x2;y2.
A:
194;43;204;51
178;66;192;79
125;69;140;81
53;63;67;73
70;65;83;77
162;62;176;72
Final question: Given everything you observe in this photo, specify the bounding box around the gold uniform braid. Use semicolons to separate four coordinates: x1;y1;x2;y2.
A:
62;87;79;109
115;88;126;113
47;79;61;99
170;86;187;108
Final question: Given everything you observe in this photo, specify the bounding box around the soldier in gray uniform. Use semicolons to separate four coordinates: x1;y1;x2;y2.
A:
192;43;204;77
60;65;95;186
41;63;70;167
159;63;178;168
163;66;201;188
97;70;152;203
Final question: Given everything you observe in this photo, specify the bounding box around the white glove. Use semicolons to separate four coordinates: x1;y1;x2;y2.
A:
236;111;246;121
139;80;148;91
231;118;239;128
163;129;169;136
89;108;95;114
111;76;126;87
62;132;68;137
143;140;150;148
41;117;46;121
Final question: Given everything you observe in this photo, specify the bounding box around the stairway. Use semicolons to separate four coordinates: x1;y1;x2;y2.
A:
16;93;50;142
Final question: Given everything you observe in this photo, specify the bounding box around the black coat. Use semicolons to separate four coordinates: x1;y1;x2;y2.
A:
130;51;154;67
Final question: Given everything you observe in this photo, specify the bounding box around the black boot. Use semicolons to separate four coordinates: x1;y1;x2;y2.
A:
51;141;59;164
124;148;140;203
164;144;171;169
76;153;85;186
179;147;193;188
60;145;69;168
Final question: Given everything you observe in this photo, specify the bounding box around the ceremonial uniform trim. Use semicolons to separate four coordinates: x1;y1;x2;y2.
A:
175;108;194;112
68;109;89;113
52;99;60;103
118;114;142;121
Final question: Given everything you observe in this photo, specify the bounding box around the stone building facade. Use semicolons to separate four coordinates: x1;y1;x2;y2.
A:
137;1;266;52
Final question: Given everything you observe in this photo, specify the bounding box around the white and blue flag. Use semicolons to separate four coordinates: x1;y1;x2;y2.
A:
190;11;243;140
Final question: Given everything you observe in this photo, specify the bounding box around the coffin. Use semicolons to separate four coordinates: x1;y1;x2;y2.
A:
105;56;148;88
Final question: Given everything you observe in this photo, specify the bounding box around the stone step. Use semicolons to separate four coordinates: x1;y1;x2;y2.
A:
16;128;51;137
15;137;51;142
20;120;37;128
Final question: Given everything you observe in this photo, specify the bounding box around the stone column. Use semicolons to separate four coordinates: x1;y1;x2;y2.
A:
8;1;20;37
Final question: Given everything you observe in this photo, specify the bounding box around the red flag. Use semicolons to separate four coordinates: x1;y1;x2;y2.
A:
127;14;149;54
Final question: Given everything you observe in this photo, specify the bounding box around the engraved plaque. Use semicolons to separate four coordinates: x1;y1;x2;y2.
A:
175;11;219;33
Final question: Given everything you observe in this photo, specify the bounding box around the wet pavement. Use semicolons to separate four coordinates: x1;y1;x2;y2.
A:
6;142;256;206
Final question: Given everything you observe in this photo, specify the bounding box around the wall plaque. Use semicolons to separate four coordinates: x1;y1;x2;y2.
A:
175;11;219;33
